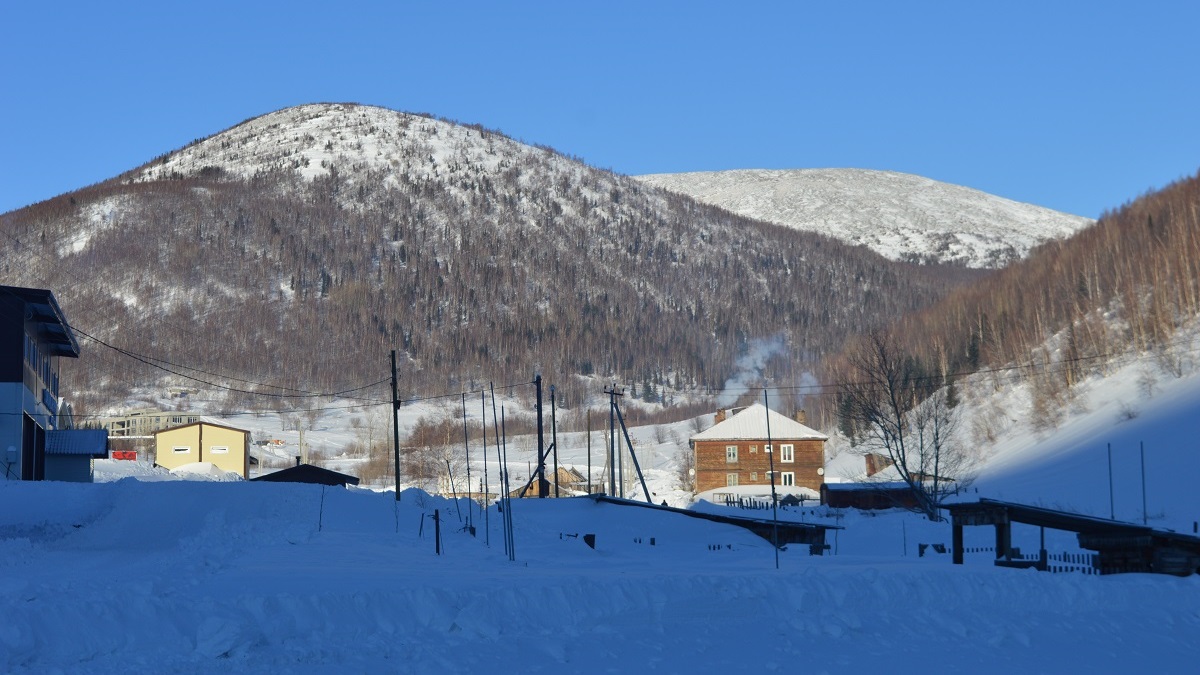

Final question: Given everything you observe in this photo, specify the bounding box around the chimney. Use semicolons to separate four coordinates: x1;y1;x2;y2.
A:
714;410;727;424
295;456;301;467
794;410;807;425
865;453;894;477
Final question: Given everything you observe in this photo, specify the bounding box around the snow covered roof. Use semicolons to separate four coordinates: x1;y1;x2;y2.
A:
691;403;828;442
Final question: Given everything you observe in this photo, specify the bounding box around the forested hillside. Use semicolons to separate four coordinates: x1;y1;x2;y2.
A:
822;169;1200;428
1;104;979;414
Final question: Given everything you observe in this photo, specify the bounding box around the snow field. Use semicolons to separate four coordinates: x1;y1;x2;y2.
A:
2;479;1198;673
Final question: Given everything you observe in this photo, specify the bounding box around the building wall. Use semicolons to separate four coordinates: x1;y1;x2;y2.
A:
44;454;93;482
694;438;824;494
0;383;22;480
155;424;248;477
155;426;201;471
0;381;56;482
202;425;249;477
101;410;201;437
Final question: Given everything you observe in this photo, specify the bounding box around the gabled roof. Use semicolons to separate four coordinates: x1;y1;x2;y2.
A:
691;403;828;442
252;463;360;486
152;420;249;437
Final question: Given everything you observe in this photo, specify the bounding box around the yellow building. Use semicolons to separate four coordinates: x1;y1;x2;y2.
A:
153;421;250;478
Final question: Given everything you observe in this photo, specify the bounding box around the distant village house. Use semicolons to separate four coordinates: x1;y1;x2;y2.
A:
689;403;827;500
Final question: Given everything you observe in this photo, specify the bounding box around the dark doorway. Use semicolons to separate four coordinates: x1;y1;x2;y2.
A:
21;414;45;481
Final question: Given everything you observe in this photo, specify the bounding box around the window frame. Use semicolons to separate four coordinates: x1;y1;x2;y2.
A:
781;444;795;463
725;445;738;463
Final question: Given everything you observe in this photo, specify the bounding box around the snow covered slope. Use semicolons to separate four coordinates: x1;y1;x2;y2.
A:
962;349;1200;532
636;169;1094;268
135;103;572;195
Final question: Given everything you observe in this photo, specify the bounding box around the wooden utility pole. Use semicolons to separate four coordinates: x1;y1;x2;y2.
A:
764;389;780;570
551;385;559;498
535;375;546;497
605;386;622;496
391;350;401;502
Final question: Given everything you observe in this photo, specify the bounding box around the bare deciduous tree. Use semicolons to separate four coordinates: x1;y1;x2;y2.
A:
837;330;973;520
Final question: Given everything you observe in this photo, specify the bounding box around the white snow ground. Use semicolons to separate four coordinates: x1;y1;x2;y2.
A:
5;346;1200;671
3;479;1198;673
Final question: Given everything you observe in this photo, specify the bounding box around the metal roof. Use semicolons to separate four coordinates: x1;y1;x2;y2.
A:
691;403;829;442
0;285;80;357
152;420;250;436
46;429;110;457
251;464;360;486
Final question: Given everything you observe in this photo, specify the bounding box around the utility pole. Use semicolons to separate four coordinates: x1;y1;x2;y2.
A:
461;392;472;533
551;385;560;498
611;397;654;505
1140;441;1147;526
764;389;780;570
1107;442;1114;519
605;386;623;496
481;390;490;547
391;350;401;502
535;375;546;497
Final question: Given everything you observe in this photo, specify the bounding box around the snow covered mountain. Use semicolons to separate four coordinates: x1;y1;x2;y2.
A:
635;169;1094;268
4;103;978;410
135;104;567;191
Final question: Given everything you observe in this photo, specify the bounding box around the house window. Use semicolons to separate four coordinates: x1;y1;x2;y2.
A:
173;446;191;454
781;444;794;463
726;445;738;463
726;473;738;487
751;472;758;481
764;444;773;454
750;445;757;453
210;446;229;454
781;472;795;486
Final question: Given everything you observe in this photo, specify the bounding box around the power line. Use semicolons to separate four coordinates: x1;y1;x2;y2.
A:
68;323;391;401
399;379;533;405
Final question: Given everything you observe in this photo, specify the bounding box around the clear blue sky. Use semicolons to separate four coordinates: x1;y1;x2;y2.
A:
3;1;1198;218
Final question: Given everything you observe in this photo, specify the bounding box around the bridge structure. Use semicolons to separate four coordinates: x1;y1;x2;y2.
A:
588;494;839;555
943;498;1200;576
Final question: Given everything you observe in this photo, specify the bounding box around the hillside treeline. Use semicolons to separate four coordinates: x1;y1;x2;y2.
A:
823;169;1200;426
0;112;977;416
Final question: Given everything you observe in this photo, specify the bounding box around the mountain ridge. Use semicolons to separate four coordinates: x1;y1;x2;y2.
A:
2;103;980;413
636;168;1093;268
